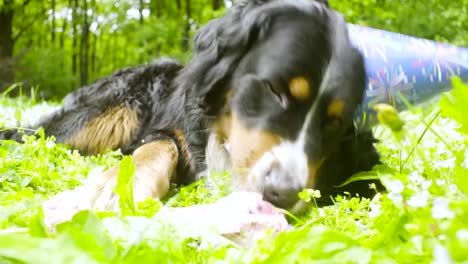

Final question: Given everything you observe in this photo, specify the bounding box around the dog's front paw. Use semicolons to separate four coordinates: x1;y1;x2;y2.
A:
42;166;120;230
43;186;93;230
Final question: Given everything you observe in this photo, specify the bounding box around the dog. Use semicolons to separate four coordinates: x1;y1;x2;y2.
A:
0;0;383;212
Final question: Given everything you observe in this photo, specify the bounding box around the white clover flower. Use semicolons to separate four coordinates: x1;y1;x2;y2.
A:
369;203;381;218
462;149;468;168
407;192;428;208
318;208;325;217
431;244;453;264
456;229;468;241
437;234;447;241
422;180;432;190
388;192;403;203
356;221;369;232
432;198;454;219
409;172;424;185
445;127;464;142
45;140;55;149
387;180;404;193
435;147;450;156
449;184;457;194
436;179;445;186
434;157;456;169
426;141;438;149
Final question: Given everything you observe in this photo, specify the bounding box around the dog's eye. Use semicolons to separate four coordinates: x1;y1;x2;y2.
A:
265;81;288;109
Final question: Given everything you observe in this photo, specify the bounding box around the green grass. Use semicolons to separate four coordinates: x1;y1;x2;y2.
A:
1;78;468;263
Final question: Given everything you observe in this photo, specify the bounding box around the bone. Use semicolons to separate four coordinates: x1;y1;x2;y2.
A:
43;189;289;244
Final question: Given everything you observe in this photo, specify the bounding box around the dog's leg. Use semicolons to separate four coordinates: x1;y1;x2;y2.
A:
0;105;141;156
87;139;179;211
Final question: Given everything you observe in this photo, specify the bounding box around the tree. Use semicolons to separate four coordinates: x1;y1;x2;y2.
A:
181;0;191;52
0;0;15;92
79;0;89;86
0;0;230;98
212;0;221;10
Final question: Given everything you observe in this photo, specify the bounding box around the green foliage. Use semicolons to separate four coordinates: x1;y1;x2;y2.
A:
4;0;227;98
439;76;468;134
3;0;468;98
15;47;78;99
2;81;468;262
115;156;136;215
330;0;468;46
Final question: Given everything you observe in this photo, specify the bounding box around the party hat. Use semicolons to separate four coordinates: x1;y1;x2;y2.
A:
348;24;468;129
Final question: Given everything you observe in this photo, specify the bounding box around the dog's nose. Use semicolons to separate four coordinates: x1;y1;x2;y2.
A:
249;142;309;209
262;171;303;209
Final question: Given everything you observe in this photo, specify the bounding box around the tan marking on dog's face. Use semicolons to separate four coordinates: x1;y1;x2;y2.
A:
327;100;345;118
65;106;139;155
289;77;311;100
212;113;232;140
229;114;282;185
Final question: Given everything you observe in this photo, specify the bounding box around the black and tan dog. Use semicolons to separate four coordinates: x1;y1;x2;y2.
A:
1;0;383;212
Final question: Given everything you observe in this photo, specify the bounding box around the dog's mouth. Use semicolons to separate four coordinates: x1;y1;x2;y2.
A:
206;112;321;211
205;131;314;211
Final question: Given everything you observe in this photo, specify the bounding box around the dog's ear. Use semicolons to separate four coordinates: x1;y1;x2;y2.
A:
179;0;329;101
176;1;273;173
177;1;273;101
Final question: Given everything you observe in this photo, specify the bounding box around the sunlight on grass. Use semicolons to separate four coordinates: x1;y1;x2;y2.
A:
1;79;468;263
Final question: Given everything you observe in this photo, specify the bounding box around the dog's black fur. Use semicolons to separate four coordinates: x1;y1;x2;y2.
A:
0;0;383;209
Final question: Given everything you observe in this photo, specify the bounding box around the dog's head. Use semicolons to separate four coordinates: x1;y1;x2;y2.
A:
179;0;379;210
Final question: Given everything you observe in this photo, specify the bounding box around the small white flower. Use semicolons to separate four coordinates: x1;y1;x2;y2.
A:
422;180;432;190
318;208;325;217
431;244;453;264
432;198;454;219
456;229;468;241
437;234;447;241
434;157;456;169
409;172;424;185
436;179;445;186
449;184;457;193
45;140;55;149
356;221;369;232
407;192;428;208
369;203;381;218
388;180;404;193
445;127;464;142
388;192;403;203
462;149;468;168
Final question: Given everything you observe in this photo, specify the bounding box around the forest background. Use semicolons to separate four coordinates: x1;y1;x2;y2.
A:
1;0;467;99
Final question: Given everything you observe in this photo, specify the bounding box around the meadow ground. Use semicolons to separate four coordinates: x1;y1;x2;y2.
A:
0;79;468;263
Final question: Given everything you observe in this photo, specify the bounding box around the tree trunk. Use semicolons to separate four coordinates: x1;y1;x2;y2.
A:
181;0;191;52
139;0;144;24
212;0;222;10
51;0;56;45
79;0;89;86
0;0;15;92
112;34;117;68
90;30;97;76
60;5;69;49
72;0;78;75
